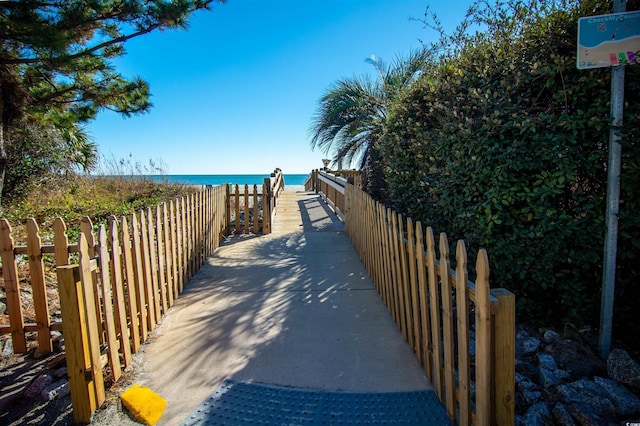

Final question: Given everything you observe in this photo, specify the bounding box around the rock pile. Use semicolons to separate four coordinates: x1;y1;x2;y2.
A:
515;327;640;426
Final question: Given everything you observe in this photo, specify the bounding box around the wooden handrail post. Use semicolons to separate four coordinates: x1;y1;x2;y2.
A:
56;264;98;424
263;179;271;234
491;288;516;426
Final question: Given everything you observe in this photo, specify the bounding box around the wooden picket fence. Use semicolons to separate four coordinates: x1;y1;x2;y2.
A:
0;170;287;423
312;170;515;426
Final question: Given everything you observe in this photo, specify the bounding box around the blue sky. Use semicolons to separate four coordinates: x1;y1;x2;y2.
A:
88;0;473;175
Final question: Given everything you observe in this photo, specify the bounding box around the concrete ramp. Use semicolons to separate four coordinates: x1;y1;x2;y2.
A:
133;191;444;425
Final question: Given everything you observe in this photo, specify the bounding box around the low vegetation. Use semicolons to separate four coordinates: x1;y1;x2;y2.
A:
2;174;197;244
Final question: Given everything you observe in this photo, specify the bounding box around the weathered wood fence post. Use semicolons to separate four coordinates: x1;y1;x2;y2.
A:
263;178;271;234
56;264;96;424
491;288;516;425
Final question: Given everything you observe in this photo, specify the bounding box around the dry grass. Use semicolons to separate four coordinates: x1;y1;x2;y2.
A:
3;174;199;244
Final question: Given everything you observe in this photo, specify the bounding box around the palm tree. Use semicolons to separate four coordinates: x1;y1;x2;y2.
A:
309;49;430;196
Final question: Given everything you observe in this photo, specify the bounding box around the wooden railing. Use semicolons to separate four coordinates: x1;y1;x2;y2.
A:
317;172;515;426
306;170;348;221
0;170;286;423
263;168;285;234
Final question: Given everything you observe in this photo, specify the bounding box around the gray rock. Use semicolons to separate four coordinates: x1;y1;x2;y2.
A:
41;379;70;401
2;337;13;356
540;365;570;388
608;348;640;389
566;403;616;426
522;402;554;426
546;339;605;379
538;353;570;388
0;301;6;314
515;414;525;426
538;352;559;370
552;403;577;426
555;379;617;420
517;329;541;356
543;329;560;343
516;372;543;406
52;367;68;380
24;374;51;398
594;376;640;417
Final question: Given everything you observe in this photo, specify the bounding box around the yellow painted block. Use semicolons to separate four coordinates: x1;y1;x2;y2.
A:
121;384;167;426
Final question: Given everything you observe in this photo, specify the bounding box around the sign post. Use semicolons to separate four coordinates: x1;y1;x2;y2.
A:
577;1;639;358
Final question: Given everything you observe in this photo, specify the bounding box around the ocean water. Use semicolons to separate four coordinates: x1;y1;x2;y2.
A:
143;174;310;187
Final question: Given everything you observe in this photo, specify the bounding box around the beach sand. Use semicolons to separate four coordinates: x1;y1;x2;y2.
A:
578;37;640;69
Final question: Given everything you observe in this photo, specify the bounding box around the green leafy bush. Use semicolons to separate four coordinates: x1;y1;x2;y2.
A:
380;0;640;335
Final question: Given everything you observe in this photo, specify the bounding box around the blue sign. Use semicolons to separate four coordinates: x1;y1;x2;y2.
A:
578;11;640;69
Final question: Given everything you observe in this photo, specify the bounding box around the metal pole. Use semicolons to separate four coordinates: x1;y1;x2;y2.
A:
599;0;626;360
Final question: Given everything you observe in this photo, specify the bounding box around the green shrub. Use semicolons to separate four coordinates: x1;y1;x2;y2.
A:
380;0;640;335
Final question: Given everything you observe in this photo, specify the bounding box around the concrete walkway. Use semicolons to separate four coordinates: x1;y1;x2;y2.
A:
133;191;432;425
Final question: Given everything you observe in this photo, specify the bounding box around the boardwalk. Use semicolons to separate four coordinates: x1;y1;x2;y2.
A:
125;191;437;424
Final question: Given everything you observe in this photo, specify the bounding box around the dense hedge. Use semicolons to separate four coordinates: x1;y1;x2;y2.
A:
380;1;640;335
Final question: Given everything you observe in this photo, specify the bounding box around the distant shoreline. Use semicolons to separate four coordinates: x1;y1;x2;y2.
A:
98;174;310;187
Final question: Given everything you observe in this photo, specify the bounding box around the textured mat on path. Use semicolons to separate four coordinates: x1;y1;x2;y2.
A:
179;379;452;426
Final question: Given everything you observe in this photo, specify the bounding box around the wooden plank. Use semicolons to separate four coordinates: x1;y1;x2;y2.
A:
205;188;212;257
97;225;123;381
0;219;26;353
53;218;70;266
491;287;516;426
108;218;132;367
243;184;249;234
147;207;162;321
163;203;174;306
194;191;201;268
439;233;456;421
390;212;405;335
80;217;104;344
415;223;432;380
175;198;184;293
253;184;259;234
475;249;492;426
169;201;179;301
369;197;377;283
425;227;442;400
194;191;199;271
381;207;394;318
155;206;168;314
406;218;421;362
378;205;389;308
56;264;96;424
262;181;271;234
225;184;231;234
76;233;106;406
139;210;156;330
183;196;190;282
397;213;411;344
129;213;148;343
198;191;203;266
234;184;240;234
184;195;191;283
386;208;402;330
26;219;52;353
186;194;194;279
455;241;471;426
120;216;141;353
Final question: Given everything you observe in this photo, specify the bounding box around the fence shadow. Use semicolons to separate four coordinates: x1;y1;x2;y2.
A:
135;194;428;424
